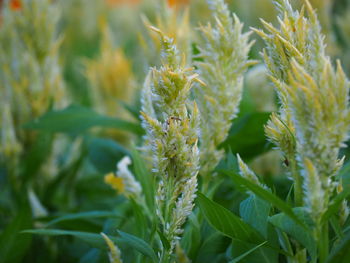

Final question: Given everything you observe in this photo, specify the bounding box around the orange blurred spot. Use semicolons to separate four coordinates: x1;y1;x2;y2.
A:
106;0;140;7
9;0;22;11
167;0;190;8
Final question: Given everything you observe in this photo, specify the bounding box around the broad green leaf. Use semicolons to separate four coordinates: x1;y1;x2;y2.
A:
80;248;100;263
181;213;201;259
195;231;226;263
46;211;122;226
269;208;316;259
330;216;343;240
223;112;271;159
240;195;271;238
326;230;350;263
117;230;157;262
0;205;32;263
216;150;239;174
231;222;280;263
86;137;129;174
339;160;350;188
223;170;306;228
231;239;278;263
239;87;256;115
130;199;147;238
118;100;141;120
24;105;143;135
230;241;267;263
22;229;109;249
22;229;157;261
43;153;85;203
22;132;54;182
321;187;350;224
131;148;155;212
157;229;171;251
197;193;264;243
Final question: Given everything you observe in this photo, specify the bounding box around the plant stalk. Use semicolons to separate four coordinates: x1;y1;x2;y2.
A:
290;157;303;207
317;223;329;263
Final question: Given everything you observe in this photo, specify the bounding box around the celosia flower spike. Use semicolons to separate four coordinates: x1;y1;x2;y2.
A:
258;0;350;224
0;0;67;164
140;26;201;260
195;0;255;179
237;154;261;187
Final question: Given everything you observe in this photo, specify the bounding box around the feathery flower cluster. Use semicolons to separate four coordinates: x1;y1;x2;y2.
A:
85;23;136;143
85;23;135;118
237;154;261;186
195;0;254;178
257;0;350;222
140;27;201;259
0;0;66;161
141;1;191;65
104;156;142;201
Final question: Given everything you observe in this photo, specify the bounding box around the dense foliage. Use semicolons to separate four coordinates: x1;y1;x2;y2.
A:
2;0;350;262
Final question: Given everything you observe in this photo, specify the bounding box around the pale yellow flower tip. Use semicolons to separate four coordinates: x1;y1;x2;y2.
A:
104;173;125;193
100;232;123;263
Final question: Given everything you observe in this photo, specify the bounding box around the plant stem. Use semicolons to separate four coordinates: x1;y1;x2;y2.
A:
294;244;307;263
290;157;303;207
317;223;329;263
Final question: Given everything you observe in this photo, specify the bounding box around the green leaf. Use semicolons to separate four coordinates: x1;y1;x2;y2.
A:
46;211;122;226
117;230;157;262
195;231;226;263
326;230;350;263
240;195;271;238
223;112;271;159
131;148;155;212
118;100;141;120
22;229;157;261
43;153;85;204
216;149;239;174
269;208;316;258
197;192;264;243
338;160;350;188
330;216;343;240
223;170;306;228
0;205;32;263
231;238;278;263
157;229;171;251
321;187;350;224
22;229;108;249
181;213;201;259
24;105;143;135
22;132;54;182
230;241;268;263
130;199;147;238
86;137;129;174
80;248;100;263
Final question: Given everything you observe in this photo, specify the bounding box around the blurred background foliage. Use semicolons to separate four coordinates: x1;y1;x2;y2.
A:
1;0;350;262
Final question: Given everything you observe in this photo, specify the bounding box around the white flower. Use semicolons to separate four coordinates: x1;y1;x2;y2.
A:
116;156;142;198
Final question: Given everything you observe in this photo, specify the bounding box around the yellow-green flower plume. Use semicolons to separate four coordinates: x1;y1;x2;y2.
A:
101;233;123;263
257;0;350;220
140;1;191;65
140;26;202;259
195;0;255;178
0;0;67;162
